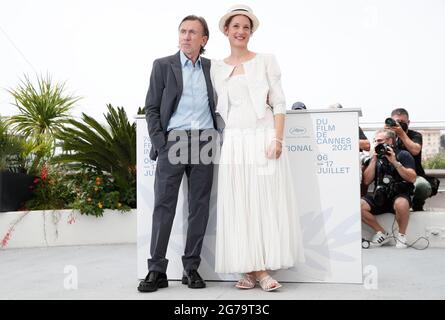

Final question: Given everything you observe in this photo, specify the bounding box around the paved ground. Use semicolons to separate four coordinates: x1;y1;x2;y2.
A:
1;244;444;300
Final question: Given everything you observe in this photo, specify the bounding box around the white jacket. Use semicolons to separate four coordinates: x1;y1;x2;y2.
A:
210;53;286;125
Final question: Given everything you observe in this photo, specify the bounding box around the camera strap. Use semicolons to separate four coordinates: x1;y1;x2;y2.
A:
374;158;385;190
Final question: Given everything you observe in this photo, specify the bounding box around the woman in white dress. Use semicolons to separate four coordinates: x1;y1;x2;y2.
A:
211;5;304;291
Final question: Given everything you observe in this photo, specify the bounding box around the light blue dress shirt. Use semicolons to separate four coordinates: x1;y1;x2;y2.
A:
167;51;214;131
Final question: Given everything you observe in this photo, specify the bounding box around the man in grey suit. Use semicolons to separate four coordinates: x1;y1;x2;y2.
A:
138;15;218;293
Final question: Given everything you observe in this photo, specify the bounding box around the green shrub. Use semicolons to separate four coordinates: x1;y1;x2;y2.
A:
25;164;76;210
68;167;131;217
423;152;445;169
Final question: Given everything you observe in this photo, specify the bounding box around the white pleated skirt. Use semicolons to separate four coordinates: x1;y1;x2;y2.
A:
215;104;305;274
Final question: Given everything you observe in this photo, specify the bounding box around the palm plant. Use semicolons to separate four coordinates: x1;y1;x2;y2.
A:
0;127;51;175
0;116;42;173
53;104;136;206
7;74;80;156
0;116;21;171
20;137;53;174
137;106;145;115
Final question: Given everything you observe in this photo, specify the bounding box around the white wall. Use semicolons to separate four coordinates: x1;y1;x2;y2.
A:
1;0;445;123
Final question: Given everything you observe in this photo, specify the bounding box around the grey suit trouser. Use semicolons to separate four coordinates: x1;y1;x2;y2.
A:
148;130;216;273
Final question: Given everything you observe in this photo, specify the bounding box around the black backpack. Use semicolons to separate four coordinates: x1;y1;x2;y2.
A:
424;175;441;197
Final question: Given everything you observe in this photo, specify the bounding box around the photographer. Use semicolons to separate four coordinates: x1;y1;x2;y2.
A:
361;129;417;249
385;108;432;211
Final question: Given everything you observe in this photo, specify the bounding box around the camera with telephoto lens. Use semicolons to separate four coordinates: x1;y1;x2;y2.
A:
385;117;398;127
374;143;391;158
385;117;408;132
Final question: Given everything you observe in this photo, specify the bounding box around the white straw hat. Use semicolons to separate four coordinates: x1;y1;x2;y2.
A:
219;4;259;34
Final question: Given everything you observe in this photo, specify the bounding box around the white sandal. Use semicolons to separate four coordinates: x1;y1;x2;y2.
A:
258;275;282;292
235;273;256;289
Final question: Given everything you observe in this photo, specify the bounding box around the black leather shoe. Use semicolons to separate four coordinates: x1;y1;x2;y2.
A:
137;271;168;292
181;270;206;289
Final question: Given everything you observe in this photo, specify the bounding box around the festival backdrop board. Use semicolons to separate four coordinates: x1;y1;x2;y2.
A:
136;108;363;283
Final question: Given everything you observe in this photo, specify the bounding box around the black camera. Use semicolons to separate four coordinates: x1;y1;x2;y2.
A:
373;174;394;206
374;143;391;158
385;117;408;132
385;117;398;127
374;179;414;207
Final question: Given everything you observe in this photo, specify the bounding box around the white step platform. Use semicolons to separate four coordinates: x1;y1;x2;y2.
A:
1;209;445;249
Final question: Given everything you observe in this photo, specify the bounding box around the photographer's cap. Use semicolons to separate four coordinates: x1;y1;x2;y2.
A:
292;101;306;110
329;103;343;109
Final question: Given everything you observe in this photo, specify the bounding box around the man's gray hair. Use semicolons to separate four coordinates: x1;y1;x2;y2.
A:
375;128;396;141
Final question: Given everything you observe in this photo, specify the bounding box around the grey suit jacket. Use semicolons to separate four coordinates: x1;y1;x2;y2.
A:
145;51;217;161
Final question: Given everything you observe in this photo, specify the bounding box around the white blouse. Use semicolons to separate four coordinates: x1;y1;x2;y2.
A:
210;53;286;125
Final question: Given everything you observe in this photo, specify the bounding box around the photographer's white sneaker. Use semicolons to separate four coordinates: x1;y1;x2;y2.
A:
370;231;390;247
396;233;408;249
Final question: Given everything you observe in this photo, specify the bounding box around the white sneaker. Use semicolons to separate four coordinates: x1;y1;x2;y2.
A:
396;233;408;249
370;231;390;247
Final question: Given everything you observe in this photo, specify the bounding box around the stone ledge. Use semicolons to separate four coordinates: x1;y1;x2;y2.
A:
2;209;444;249
0;209;136;249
